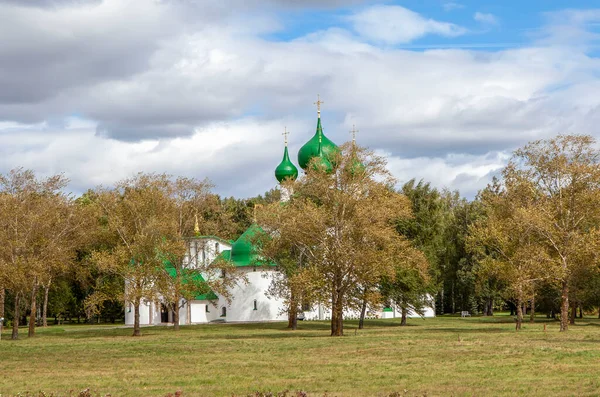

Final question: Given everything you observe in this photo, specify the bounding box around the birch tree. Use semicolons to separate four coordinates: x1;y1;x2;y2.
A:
258;144;424;336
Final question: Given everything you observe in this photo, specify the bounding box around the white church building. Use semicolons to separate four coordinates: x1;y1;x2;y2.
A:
125;105;434;326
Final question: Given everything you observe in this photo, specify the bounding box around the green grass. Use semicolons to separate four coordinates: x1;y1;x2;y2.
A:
1;314;600;396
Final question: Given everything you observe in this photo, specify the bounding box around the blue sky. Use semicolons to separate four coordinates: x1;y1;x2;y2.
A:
269;0;599;50
1;0;600;199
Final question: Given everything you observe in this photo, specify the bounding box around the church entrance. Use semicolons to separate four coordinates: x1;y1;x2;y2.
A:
160;304;171;323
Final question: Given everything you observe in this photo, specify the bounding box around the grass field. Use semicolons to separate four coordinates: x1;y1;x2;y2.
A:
1;314;600;396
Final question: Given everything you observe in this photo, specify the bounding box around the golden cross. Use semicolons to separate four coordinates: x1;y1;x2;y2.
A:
282;127;290;147
350;124;359;144
314;94;324;118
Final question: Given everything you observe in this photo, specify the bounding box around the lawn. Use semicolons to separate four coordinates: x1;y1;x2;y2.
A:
1;314;599;396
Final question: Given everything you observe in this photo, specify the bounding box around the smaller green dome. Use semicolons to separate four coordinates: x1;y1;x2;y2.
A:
348;148;365;176
275;146;298;183
311;141;333;173
230;224;262;267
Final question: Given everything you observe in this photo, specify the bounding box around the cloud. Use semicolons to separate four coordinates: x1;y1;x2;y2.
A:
2;2;600;199
474;12;499;26
443;2;464;12
535;9;600;46
347;5;468;44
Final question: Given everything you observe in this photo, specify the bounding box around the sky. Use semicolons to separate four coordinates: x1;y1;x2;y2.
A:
2;0;600;199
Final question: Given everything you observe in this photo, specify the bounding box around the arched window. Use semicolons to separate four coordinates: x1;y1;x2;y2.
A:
253;300;258;310
221;306;227;317
215;242;220;254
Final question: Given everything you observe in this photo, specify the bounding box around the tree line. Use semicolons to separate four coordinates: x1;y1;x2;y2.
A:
1;134;599;338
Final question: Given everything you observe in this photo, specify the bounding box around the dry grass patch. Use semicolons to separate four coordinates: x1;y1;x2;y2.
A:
1;315;599;396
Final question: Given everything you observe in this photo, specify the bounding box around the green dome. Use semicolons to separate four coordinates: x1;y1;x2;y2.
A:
348;148;365;176
312;141;333;174
230;224;266;267
298;117;339;170
275;146;298;183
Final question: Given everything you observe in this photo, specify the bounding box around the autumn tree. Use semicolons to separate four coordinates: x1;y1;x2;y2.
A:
0;169;87;339
258;143;424;336
91;173;240;336
158;177;239;331
468;178;552;329
91;173;185;336
490;135;600;331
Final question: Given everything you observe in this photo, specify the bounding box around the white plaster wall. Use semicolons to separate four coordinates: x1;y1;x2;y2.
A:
220;268;287;322
125;301;157;325
185;237;232;269
189;301;220;323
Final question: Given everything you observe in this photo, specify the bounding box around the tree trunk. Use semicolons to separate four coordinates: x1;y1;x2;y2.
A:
488;297;494;316
570;301;576;325
529;292;535;323
400;306;407;326
173;302;180;331
12;293;20;340
559;281;569;332
28;280;39;337
579;305;583;319
287;292;298;330
42;280;51;327
516;293;523;331
173;279;181;331
133;299;141;337
288;305;298;330
330;290;344;336
0;288;5;319
358;294;367;330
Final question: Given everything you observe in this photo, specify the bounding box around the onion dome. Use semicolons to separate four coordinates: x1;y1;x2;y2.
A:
312;138;333;173
230;224;261;267
275;146;298;183
298;117;339;170
347;125;365;176
348;157;366;176
229;224;275;267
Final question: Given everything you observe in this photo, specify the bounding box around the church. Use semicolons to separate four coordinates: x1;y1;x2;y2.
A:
124;102;435;326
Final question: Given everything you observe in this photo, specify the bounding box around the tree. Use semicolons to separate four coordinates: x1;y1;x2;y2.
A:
91;173;240;336
468;179;551;330
503;135;600;331
92;173;184;337
0;169;87;339
258;143;423;336
380;253;430;326
158;177;238;331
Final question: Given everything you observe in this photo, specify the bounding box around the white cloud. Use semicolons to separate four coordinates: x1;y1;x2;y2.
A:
347;5;467;44
443;2;465;12
2;3;600;199
474;12;499;26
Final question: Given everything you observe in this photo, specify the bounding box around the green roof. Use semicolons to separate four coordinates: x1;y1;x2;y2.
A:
164;266;218;301
383;307;394;312
214;225;276;268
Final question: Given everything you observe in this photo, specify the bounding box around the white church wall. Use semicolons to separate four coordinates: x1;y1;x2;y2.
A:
189;301;220;323
125;300;157;325
220;268;287;322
